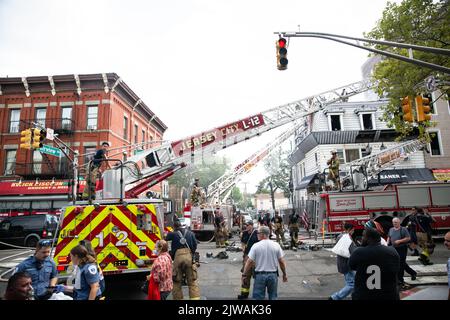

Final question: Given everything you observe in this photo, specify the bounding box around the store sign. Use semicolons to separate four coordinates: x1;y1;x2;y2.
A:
432;169;450;181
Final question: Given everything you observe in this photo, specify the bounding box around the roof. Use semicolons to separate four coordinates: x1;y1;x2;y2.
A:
0;73;167;133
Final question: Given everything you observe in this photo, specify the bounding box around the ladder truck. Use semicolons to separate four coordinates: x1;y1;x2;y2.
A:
179;80;376;240
53;79;375;275
308;139;450;240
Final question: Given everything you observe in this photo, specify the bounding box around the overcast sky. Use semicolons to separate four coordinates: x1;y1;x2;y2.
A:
0;0;398;193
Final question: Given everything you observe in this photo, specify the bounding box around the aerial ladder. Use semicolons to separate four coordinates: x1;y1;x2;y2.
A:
100;79;375;200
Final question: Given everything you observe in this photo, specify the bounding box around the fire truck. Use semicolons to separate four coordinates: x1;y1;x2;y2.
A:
305;139;450;239
181;80;376;241
52;79;374;275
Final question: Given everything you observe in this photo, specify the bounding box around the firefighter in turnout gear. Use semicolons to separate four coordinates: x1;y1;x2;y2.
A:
165;220;201;300
327;150;340;191
190;178;205;207
214;210;226;248
82;142;111;200
272;211;286;244
289;211;300;249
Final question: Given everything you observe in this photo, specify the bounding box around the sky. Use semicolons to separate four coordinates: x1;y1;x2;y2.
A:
0;0;398;193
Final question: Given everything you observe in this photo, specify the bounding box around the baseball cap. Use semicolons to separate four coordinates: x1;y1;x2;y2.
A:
245;221;253;226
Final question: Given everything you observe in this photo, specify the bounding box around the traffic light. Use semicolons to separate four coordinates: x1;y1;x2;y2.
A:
415;95;432;122
31;128;46;149
401;96;414;122
276;37;288;70
20;129;32;149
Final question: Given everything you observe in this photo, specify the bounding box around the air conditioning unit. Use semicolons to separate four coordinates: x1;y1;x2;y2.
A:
87;125;97;130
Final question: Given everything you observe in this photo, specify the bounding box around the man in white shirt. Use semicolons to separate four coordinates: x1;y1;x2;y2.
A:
243;226;287;300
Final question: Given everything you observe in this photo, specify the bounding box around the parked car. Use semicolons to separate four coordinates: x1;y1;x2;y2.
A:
242;213;253;225
0;214;59;248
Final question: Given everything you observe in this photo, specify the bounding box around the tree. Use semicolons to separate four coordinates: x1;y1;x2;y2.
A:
256;148;291;210
365;0;450;140
168;156;229;197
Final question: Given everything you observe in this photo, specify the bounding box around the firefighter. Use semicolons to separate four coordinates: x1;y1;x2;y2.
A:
190;178;205;207
288;211;301;249
327;150;340;191
273;211;286;244
82;142;111;200
214;210;226;248
238;220;259;300
166;220;201;300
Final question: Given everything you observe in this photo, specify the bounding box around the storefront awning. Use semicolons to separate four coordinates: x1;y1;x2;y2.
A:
432;169;450;181
296;174;318;190
368;168;435;186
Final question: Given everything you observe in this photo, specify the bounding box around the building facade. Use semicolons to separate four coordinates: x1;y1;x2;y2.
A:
0;73;167;193
289;99;431;205
424;89;450;180
253;192;289;211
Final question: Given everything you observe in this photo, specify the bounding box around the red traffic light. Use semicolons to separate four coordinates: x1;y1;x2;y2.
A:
278;38;287;48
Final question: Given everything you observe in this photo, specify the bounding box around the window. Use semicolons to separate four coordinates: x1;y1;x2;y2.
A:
142;129;146;145
345;149;360;163
330;115;342;131
87;106;98;130
61;107;72;130
361;113;374;130
336;149;345;164
315;153;319;167
36;108;46;127
123;116;128;140
9;109;21;133
84;147;97;166
4;150;17;175
134;124;138;144
33;150;43;174
429;131;442;156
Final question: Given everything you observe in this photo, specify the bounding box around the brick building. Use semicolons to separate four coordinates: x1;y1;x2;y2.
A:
0;73;167;193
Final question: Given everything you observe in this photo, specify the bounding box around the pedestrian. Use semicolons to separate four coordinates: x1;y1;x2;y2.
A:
349;228;400;300
411;207;436;265
82;141;111;200
329;223;357;300
146;240;173;300
80;240;105;294
14;239;58;300
4;272;33;300
272;211;286;244
265;212;273;238
63;245;102;300
443;231;450;300
407;208;420;256
288;211;300;249
387;218;417;289
238;220;259;300
243;226;288;300
166;220;201;300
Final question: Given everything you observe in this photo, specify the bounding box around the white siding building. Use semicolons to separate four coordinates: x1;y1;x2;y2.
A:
290;99;430;204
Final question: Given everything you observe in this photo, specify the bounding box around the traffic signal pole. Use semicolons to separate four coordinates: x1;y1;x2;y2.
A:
274;31;450;74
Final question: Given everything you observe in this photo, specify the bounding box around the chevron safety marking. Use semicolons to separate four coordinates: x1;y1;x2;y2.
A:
55;203;164;274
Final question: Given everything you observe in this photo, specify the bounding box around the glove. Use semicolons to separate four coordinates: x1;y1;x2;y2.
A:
55;285;66;293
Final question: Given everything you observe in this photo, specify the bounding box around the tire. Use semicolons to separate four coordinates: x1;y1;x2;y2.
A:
25;236;39;248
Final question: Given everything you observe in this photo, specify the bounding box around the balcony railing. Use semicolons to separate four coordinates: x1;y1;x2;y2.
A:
17;118;75;134
8;161;72;179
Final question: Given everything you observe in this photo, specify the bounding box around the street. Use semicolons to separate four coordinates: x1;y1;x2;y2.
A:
1;233;448;300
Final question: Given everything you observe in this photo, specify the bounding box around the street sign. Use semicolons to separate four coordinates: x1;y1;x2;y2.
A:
39;144;61;157
46;128;55;141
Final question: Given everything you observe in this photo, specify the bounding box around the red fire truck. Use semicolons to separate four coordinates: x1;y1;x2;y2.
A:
313;182;450;238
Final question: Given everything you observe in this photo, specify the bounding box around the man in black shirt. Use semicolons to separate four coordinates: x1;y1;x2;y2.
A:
238;221;259;299
349;228;400;300
82;141;111;200
166;220;200;300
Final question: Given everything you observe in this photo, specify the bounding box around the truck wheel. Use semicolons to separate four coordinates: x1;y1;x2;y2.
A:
25;236;39;248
